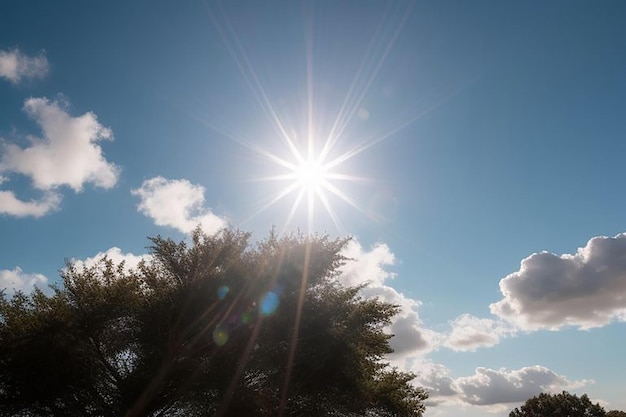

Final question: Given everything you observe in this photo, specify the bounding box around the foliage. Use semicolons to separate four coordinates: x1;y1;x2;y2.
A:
607;412;626;417
509;391;606;417
0;229;427;417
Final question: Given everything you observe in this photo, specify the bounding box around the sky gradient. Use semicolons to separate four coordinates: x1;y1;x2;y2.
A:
1;1;626;416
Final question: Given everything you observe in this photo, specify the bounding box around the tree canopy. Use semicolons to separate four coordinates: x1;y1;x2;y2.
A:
510;391;606;417
0;230;427;417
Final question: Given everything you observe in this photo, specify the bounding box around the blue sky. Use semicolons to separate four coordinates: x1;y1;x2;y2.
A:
2;1;626;415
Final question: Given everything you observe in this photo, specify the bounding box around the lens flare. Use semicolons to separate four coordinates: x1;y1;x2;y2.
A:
241;311;252;324
217;285;230;300
259;291;279;316
212;326;229;346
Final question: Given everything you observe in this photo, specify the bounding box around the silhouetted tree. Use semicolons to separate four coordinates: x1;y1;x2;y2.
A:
607;411;626;417
510;391;605;417
0;230;427;417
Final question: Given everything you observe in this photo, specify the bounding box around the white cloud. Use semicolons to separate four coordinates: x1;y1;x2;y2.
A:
339;240;439;355
131;176;227;235
72;247;149;272
339;239;396;286
0;267;49;296
452;366;590;406
490;233;626;330
0;97;120;192
0;190;61;217
445;314;516;352
413;362;590;411
0;49;48;84
411;360;457;405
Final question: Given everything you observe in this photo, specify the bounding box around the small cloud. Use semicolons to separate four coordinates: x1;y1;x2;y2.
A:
445;314;517;352
491;233;626;330
0;48;48;84
72;247;149;272
0;190;61;218
339;240;396;287
0;267;49;296
131;176;227;235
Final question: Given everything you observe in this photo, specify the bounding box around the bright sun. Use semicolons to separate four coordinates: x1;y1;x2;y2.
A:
292;158;328;191
203;2;423;233
246;134;363;233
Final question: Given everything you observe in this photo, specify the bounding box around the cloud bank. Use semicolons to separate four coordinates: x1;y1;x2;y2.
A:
415;362;590;410
491;233;626;330
132;176;227;235
453;365;588;406
0;49;48;84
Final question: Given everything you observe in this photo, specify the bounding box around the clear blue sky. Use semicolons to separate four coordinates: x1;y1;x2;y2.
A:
2;1;626;415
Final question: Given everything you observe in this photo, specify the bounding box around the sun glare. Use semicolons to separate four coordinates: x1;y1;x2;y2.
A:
293;158;328;191
202;2;426;234
247;138;363;233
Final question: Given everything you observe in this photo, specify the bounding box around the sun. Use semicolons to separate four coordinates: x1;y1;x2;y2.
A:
241;133;364;233
292;157;328;192
202;1;424;232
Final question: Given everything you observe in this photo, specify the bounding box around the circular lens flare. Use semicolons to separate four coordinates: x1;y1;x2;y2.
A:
212;326;229;346
259;291;280;316
217;285;230;300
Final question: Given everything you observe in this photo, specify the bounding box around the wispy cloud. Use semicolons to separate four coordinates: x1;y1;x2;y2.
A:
491;233;626;330
0;48;48;84
0;267;49;296
132;176;227;235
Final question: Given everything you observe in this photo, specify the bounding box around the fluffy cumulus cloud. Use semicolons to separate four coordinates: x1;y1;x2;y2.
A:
0;49;48;84
339;240;438;355
0;190;61;218
452;366;589;406
0;98;120;217
72;247;149;272
340;240;396;287
1;98;119;191
0;267;49;295
413;362;590;410
445;314;516;352
490;233;626;330
132;176;227;235
412;360;457;405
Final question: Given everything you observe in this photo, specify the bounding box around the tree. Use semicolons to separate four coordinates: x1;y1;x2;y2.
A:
607;412;626;417
0;230;427;417
509;391;606;417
